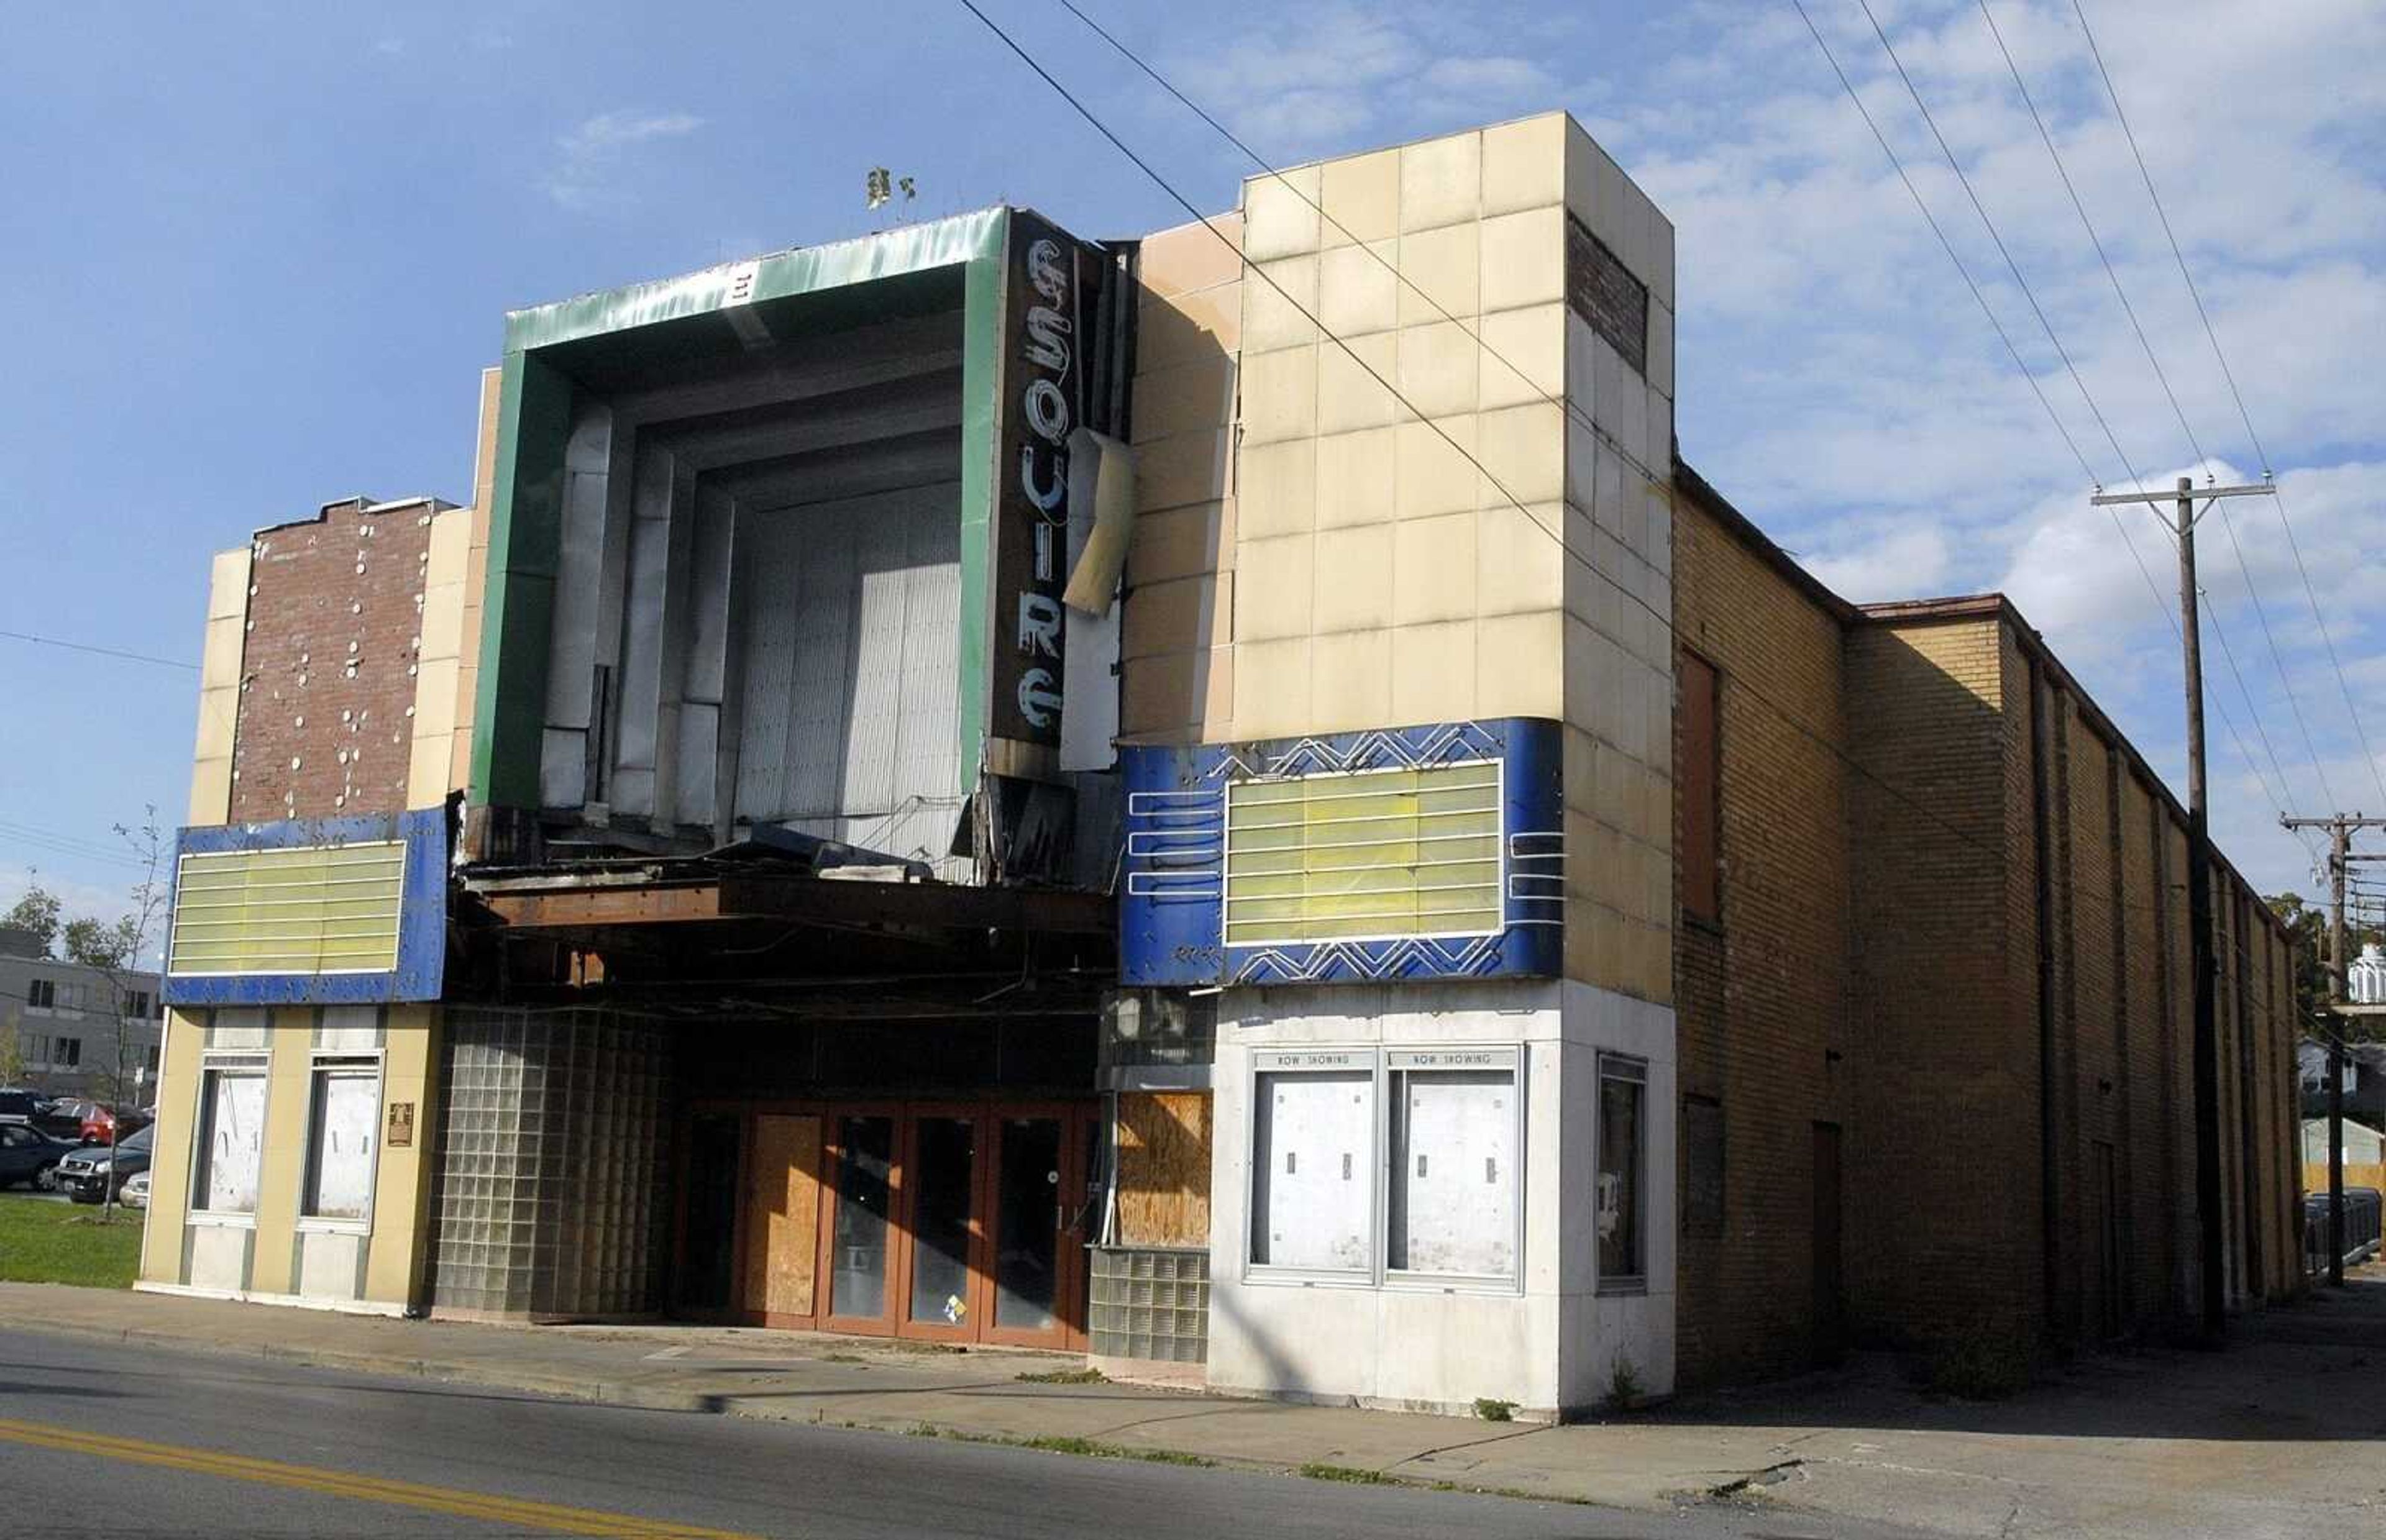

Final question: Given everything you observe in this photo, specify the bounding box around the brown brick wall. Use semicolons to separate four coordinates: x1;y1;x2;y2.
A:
230;498;437;821
1669;491;1851;1388
1840;617;2044;1353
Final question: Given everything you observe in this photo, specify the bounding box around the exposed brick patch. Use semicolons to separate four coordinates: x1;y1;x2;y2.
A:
229;498;436;821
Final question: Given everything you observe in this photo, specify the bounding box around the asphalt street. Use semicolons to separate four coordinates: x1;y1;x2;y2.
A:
0;1328;1929;1539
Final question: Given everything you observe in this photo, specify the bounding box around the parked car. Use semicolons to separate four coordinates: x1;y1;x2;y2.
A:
0;1089;81;1142
119;1170;150;1210
77;1103;149;1145
0;1122;78;1190
57;1123;152;1204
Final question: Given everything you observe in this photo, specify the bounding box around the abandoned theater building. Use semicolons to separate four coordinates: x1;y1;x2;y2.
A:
139;113;2303;1415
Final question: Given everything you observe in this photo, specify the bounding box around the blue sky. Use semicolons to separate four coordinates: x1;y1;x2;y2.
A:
3;0;2380;932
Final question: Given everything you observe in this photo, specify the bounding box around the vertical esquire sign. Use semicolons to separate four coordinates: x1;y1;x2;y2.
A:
990;211;1089;750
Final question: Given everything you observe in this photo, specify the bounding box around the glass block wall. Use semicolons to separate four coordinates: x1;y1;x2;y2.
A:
1089;1246;1209;1364
427;1006;671;1317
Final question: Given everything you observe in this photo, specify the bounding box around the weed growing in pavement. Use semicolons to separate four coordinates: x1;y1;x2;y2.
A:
1603;1359;1643;1413
1297;1463;1398;1484
1472;1397;1517;1422
1015;1367;1109;1384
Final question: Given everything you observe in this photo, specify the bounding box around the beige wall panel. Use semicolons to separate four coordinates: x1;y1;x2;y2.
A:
1390;621;1477;727
1140;214;1245;301
139;1010;207;1285
1397;222;1481;324
245;1008;316;1296
1319;150;1398;247
1481;112;1566;216
1233;637;1312;739
1314;429;1395;531
1313;525;1393;634
1392;512;1477;626
1309;629;1392;732
1318;241;1399;336
1243;255;1320;353
363;1006;440;1306
1315;333;1398;435
1478;303;1565;410
1136;427;1232;514
1132;356;1236;447
1399;131;1482;233
1236;534;1315;642
1243;165;1322;261
1394;416;1481;522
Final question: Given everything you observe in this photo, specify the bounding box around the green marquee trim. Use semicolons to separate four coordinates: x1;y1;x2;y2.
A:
470;209;1013;817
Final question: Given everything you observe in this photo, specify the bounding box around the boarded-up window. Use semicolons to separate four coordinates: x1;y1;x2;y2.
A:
303;1063;379;1221
1566;214;1648;376
1250;1070;1373;1273
1387;1068;1517;1279
1679;650;1721;922
196;1067;267;1214
1684;1095;1724;1239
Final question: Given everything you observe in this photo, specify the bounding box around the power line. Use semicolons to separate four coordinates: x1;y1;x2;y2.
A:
2072;0;2386;813
0;629;197;672
1981;0;2333;816
1977;1;2201;465
1794;1;2311;856
1788;0;2095;484
963;0;2280;929
1850;1;2323;826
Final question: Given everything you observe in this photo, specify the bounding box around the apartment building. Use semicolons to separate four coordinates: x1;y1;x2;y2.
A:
138;111;2300;1416
1;924;162;1101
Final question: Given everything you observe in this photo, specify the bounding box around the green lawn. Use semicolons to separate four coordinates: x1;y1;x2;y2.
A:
0;1193;142;1288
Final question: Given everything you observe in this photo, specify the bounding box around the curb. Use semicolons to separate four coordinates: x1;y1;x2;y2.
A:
11;1314;726;1415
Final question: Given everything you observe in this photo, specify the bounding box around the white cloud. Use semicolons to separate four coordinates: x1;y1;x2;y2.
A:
545;110;705;211
1171;4;1555;155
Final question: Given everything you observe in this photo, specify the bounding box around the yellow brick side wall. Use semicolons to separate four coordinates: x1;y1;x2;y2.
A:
1842;617;2040;1351
1668;493;1850;1387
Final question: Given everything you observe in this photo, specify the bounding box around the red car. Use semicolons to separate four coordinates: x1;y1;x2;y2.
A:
76;1103;149;1145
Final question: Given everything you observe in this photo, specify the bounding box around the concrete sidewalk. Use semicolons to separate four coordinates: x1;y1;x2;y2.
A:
4;1274;2382;1537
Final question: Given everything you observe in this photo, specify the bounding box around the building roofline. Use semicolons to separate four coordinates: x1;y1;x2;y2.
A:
1677;461;2290;944
249;494;455;542
1671;458;1863;624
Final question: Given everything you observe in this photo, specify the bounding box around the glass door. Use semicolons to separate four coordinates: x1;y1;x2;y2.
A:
821;1113;897;1334
987;1115;1065;1345
899;1111;984;1341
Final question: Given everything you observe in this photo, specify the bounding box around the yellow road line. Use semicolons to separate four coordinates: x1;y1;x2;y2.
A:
0;1418;764;1538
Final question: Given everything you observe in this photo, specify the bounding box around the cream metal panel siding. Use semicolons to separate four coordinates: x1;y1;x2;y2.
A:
730;483;962;866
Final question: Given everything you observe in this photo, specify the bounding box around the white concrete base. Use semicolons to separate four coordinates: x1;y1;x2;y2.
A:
134;1280;410;1318
1204;976;1675;1419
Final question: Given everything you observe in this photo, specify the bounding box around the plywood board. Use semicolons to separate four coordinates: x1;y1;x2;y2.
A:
743;1114;823;1318
1117;1091;1212;1247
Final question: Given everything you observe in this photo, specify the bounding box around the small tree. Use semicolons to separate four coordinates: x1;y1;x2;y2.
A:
83;809;168;1223
2;883;62;955
0;1023;25;1088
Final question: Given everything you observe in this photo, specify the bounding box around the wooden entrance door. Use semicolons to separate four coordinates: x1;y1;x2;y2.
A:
741;1114;823;1326
724;1101;1090;1346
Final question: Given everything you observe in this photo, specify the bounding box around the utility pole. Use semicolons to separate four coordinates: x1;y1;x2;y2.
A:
2281;812;2386;1287
2093;475;2274;1339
